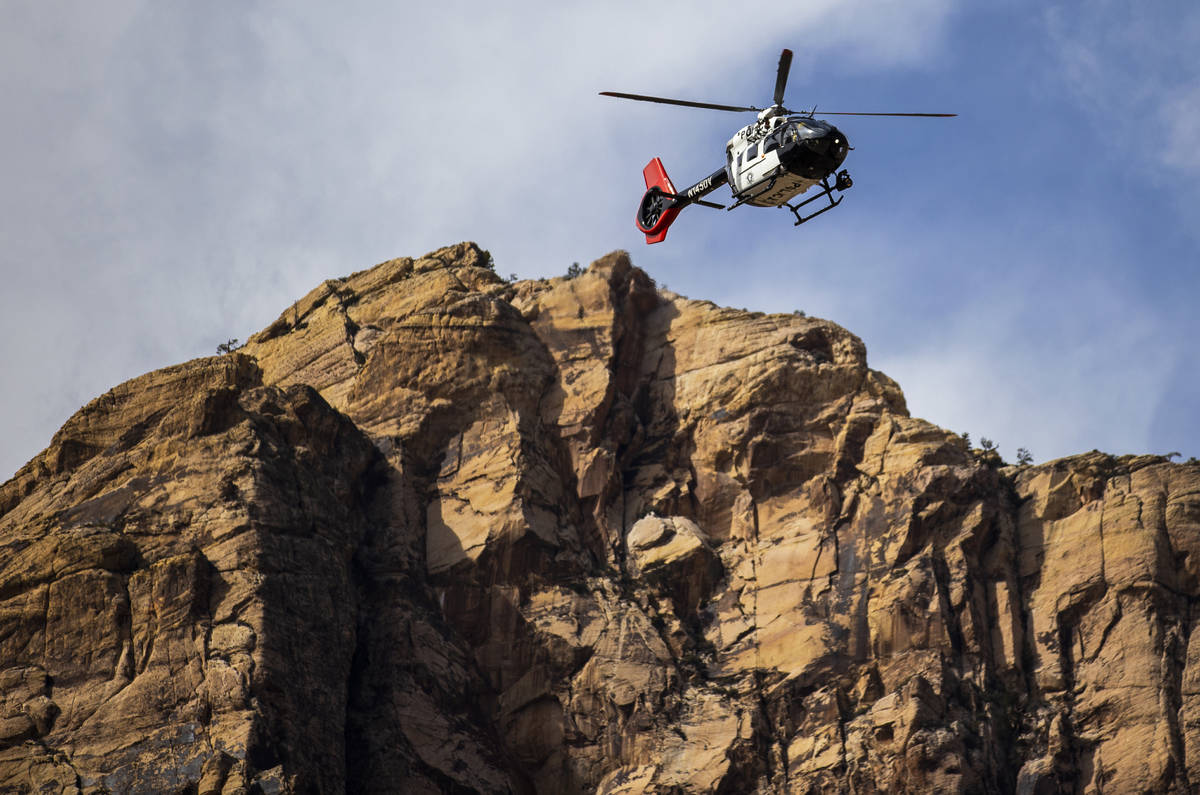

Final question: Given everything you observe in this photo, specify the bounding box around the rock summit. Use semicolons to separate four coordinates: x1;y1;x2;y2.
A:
3;243;1198;793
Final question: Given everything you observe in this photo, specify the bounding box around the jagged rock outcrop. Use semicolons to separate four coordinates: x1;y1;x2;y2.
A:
2;242;1198;793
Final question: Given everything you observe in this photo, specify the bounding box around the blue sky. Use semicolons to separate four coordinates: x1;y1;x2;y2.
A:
2;1;1198;480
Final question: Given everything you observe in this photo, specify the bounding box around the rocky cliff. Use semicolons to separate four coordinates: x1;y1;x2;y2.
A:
2;243;1198;794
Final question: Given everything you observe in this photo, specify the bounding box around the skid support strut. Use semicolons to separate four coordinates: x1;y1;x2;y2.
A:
783;170;853;226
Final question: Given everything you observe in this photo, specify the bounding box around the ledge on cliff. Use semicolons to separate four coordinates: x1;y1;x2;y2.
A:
3;242;1199;794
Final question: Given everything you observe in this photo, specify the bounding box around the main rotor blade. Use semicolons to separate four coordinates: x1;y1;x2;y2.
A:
599;91;759;113
773;49;793;107
808;111;958;117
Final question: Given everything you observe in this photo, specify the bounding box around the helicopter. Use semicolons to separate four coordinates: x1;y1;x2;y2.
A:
601;49;955;243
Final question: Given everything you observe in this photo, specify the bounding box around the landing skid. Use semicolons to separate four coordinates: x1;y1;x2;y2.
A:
726;169;852;225
783;170;853;226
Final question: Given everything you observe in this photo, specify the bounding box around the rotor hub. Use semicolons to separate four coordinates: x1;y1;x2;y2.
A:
757;105;786;123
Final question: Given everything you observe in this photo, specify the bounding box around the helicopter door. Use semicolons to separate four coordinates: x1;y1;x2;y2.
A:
738;141;760;188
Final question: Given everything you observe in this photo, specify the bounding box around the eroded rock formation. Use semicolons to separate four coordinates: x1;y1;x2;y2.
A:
2;242;1198;793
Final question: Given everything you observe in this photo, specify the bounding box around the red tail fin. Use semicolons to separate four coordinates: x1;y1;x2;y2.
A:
636;158;682;244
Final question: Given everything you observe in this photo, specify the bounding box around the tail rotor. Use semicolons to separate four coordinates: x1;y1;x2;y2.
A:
635;158;683;244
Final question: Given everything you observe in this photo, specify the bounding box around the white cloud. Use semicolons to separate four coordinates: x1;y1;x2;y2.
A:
1161;85;1200;173
1043;1;1200;176
879;308;1177;465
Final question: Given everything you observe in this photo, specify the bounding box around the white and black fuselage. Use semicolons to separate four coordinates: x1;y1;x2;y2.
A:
607;47;951;242
725;110;849;206
654;109;851;221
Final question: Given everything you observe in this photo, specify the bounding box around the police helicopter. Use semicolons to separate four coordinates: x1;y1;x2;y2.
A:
601;49;955;243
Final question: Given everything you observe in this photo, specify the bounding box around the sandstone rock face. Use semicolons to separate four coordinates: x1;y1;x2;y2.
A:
3;241;1199;793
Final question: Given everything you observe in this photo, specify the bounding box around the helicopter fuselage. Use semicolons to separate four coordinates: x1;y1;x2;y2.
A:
725;112;849;207
604;46;952;243
633;112;853;242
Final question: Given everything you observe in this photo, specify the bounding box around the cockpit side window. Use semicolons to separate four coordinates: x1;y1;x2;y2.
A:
747;142;758;159
763;133;779;154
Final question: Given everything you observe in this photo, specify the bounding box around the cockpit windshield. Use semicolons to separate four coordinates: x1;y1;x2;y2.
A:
788;118;832;139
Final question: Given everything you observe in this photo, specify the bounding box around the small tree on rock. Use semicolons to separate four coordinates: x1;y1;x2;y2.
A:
976;437;1004;467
